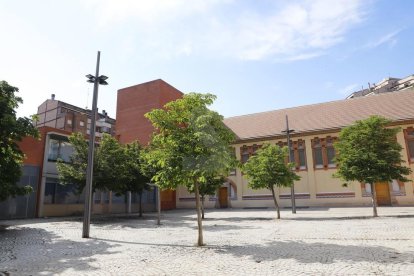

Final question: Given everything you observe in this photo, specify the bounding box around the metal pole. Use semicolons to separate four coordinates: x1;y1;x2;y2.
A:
286;115;296;214
82;51;101;238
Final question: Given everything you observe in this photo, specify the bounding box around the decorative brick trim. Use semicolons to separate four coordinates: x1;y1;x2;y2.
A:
242;193;310;200
208;196;237;201
178;197;196;202
279;193;310;199
316;192;355;198
242;195;273;200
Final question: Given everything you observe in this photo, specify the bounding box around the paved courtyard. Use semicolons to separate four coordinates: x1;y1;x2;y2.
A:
1;207;414;275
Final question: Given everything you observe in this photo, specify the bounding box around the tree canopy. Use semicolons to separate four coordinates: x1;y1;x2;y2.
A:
0;81;39;201
57;133;127;192
57;132;151;215
143;93;235;245
242;143;300;219
334;115;411;216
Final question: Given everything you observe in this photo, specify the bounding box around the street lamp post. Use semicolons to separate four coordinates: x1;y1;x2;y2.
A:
282;115;296;214
82;51;108;238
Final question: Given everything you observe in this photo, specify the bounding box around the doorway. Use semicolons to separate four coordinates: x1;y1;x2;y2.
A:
375;182;391;206
218;187;228;208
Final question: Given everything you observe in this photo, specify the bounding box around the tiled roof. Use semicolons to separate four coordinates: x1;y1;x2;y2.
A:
223;88;414;141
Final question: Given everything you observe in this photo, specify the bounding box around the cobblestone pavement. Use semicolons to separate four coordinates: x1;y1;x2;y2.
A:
1;207;414;275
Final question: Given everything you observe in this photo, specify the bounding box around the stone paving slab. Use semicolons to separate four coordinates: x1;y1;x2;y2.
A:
1;207;414;275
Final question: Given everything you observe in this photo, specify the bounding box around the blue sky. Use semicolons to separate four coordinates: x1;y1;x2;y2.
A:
1;0;414;119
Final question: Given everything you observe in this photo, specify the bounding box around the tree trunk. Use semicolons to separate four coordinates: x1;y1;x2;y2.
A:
194;182;204;246
371;183;378;217
201;195;205;219
157;187;161;225
270;186;280;219
139;192;143;217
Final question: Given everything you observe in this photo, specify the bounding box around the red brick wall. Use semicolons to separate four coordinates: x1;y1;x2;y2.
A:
18;136;44;166
18;127;74;166
116;79;183;146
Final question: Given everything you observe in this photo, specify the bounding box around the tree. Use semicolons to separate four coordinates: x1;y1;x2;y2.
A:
57;133;151;215
188;176;225;219
334;115;411;217
143;93;235;246
0;81;39;201
57;133;125;193
118;142;150;217
242;143;300;219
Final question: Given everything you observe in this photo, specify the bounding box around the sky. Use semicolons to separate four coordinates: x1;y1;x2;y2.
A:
1;0;414;119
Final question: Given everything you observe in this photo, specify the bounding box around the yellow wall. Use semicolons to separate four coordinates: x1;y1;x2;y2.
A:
176;123;414;208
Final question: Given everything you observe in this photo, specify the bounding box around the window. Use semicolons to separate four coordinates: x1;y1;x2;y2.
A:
44;178;84;204
241;146;250;164
240;144;261;164
277;140;307;170
404;128;414;162
67;119;72;125
79;121;85;127
326;137;336;168
312;139;324;168
297;140;307;169
48;138;73;162
312;136;337;169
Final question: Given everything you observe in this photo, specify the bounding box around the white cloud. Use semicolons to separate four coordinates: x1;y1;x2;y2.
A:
84;0;367;62
364;29;401;49
86;0;227;26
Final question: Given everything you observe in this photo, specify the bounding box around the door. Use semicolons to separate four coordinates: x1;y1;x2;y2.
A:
375;182;391;206
219;187;228;208
160;189;176;210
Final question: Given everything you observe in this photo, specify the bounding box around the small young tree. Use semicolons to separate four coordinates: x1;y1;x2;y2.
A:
242;143;300;219
334;115;411;217
188;176;225;219
143;93;235;246
0;81;39;201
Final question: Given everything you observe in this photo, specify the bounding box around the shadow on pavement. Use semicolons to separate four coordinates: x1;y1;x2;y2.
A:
92;237;197;248
213;240;414;264
0;226;118;275
283;214;414;221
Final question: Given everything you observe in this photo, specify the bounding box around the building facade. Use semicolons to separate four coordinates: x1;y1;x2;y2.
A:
347;74;414;99
116;79;183;209
35;94;116;138
4;127;157;219
6;79;414;219
177;88;414;209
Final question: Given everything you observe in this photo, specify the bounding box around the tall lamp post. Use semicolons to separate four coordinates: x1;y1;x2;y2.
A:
82;51;108;238
281;115;296;214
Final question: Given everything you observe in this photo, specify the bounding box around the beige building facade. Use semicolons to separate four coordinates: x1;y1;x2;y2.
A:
177;88;414;209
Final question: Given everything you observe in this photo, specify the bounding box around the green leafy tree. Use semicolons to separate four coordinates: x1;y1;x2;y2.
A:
0;81;39;201
143;93;235;246
188;176;226;219
118;142;151;217
57;133;125;193
334;115;411;217
58;134;151;216
242;143;300;219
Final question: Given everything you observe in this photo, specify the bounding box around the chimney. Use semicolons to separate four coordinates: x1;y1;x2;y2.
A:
51;94;55;100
